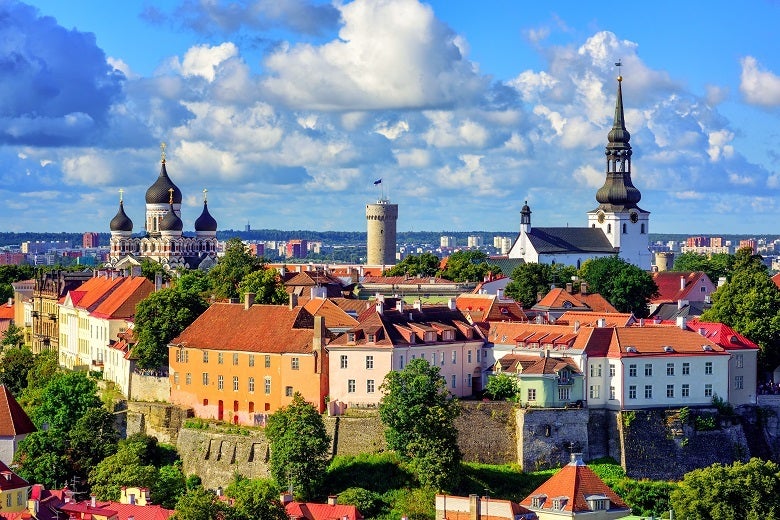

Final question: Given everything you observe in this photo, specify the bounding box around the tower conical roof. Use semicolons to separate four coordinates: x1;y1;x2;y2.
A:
146;161;182;204
159;203;183;232
194;201;218;232
109;201;133;232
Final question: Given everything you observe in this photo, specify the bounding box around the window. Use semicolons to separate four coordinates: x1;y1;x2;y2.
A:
264;377;271;394
233;353;239;365
264;355;271;368
629;364;637;377
432;352;437;365
476;349;481;362
340;355;348;369
682;362;690;375
734;376;744;390
644;385;653;399
736;354;744;368
609;364;615;377
641;223;646;234
233;376;239;391
17;491;23;506
704;384;713;397
248;377;255;392
466;374;472;387
666;363;675;376
622;223;627;234
218;375;224;390
174;373;180;384
249;355;254;367
610;386;616;400
291;357;300;370
202;373;209;386
366;355;374;369
218;352;224;364
348;379;356;393
467;350;472;363
667;384;674;398
590;364;602;377
528;388;537;401
367;380;375;393
559;387;570;401
705;362;713;375
628;385;637;399
682;384;690;397
203;351;209;363
6;494;10;507
452;351;457;364
186;373;192;385
285;386;293;397
589;385;600;399
399;355;404;369
644;364;653;377
451;374;457;388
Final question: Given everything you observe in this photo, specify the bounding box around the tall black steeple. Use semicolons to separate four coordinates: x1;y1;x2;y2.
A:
594;74;642;212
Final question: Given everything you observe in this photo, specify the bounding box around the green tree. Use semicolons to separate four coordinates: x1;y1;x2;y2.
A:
141;258;171;284
14;431;69;489
68;407;119;483
237;269;288;304
0;265;34;302
1;323;25;349
89;434;169;500
175;269;213;297
31;371;102;432
207;238;264;300
225;475;287;520
173;487;234;520
438;251;501;283
504;263;553;307
0;346;34;395
153;463;188;509
672;252;734;284
19;349;60;410
579;256;657;317
378;358;461;490
134;287;208;369
701;248;780;370
265;393;330;500
385;253;441;277
337;487;385;518
485;373;518;400
670;458;780;519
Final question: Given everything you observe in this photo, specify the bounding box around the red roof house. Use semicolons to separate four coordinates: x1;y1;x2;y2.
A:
0;385;36;465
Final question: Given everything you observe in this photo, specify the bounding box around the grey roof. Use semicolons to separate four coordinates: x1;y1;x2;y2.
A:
487;257;525;276
525;227;617;255
649;301;711;321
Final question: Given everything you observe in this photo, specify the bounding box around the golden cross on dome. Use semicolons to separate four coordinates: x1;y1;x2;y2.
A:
203;188;208;203
119;188;124;203
168;188;174;204
160;142;167;163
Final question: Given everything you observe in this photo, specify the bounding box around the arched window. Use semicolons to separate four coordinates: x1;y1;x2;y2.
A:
622;223;627;234
641;223;646;234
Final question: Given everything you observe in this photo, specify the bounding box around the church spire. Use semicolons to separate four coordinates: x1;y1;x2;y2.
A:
595;70;642;211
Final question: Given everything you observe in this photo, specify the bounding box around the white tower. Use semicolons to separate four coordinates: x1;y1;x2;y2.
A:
366;199;398;266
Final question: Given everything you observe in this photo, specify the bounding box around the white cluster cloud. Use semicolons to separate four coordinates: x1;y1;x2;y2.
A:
740;56;780;107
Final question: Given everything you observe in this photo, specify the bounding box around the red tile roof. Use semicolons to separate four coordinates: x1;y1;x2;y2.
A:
60;499;174;520
520;454;629;514
0;460;29;491
301;298;359;329
171;303;319;354
607;326;728;358
534;288;618;313
0;302;14;320
456;294;527;322
556;311;635;327
0;385;36;436
650;271;712;304
91;277;154;320
285;501;363;520
67;276;127;311
773;273;780;290
685;319;760;351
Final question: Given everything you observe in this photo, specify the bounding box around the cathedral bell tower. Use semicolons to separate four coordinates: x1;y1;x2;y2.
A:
587;71;651;269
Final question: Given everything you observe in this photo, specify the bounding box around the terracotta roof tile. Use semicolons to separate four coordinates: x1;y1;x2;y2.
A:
0;460;29;491
0;385;36;436
557;311;634;327
285;501;363;520
609;326;728;357
650;271;711;304
685;319;760;351
91;277;154;320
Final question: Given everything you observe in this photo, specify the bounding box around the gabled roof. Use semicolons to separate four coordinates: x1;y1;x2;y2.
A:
171;303;321;354
520;454;629;514
650;271;713;304
533;288;618;314
486;322;597;352
0;460;29;491
59;498;174;520
605;326;728;358
685;319;760;351
285;501;363;520
0;385;36;436
360;275;457;285
556;311;635;327
90;277;154;320
456;293;528;323
648;301;711;321
66;276;128;312
773;272;780;290
301;298;360;329
525;227;616;255
0;301;14;320
494;354;581;376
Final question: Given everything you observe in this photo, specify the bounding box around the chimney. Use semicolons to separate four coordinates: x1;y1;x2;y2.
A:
6;297;11;306
469;494;480;520
580;282;588;295
677;299;688;310
537;291;543;302
313;315;326;374
396;299;404;312
680;275;686;291
91;495;96;507
413;299;422;311
244;292;255;310
327;495;338;506
496;288;503;300
677;316;687;330
566;283;573;294
289;293;298;309
280;493;293;505
447;298;456;310
376;300;384;315
573;321;580;333
639;318;645;327
155;271;163;292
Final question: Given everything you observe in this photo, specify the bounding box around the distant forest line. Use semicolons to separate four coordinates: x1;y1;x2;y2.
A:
0;230;777;249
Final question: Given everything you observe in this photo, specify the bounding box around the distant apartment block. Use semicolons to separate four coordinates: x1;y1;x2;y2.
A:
739;239;757;253
467;235;483;247
286;239;308;258
82;232;100;248
248;243;265;257
440;236;457;248
0;252;26;265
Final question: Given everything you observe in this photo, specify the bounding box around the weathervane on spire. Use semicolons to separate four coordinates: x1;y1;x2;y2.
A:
615;59;623;82
119;188;124;203
203;188;208;203
160;142;167;163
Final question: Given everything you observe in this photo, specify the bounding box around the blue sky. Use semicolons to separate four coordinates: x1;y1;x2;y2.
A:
2;0;779;235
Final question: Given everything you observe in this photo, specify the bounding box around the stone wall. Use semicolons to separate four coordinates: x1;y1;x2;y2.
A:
325;415;386;456
455;402;516;464
126;401;192;445
130;373;171;402
516;408;589;471
757;395;780;458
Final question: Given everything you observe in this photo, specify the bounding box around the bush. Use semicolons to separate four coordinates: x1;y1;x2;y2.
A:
694;415;717;431
337;487;385;518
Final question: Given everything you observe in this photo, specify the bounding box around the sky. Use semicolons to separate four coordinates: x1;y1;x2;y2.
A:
2;0;780;235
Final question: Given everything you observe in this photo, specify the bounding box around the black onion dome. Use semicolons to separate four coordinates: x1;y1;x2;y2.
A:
194;201;218;232
145;162;183;204
159;204;183;232
110;201;133;232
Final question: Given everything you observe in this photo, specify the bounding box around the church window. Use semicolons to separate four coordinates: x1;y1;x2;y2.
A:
622;223;627;234
607;224;612;234
641;224;646;234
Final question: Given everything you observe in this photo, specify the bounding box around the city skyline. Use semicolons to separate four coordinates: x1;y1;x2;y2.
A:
2;0;779;234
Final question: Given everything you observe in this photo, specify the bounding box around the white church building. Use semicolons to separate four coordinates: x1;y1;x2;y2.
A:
508;75;651;270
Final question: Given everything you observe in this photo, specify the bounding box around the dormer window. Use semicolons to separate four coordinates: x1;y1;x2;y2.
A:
552;497;568;510
347;332;356;344
530;495;546;508
587;496;609;511
442;330;455;341
425;331;436;342
367;333;375;343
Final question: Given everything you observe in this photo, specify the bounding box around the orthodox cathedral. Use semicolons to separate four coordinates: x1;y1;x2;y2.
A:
107;145;219;271
508;74;651;270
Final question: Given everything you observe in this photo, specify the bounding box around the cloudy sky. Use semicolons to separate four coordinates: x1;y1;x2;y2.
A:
2;0;779;235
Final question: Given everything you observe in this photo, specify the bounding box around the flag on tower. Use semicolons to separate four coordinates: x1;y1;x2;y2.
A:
373;178;382;185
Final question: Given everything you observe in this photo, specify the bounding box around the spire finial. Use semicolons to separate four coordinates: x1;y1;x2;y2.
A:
203;188;208;203
168;188;174;204
119;188;124;203
160;142;167;163
615;59;622;82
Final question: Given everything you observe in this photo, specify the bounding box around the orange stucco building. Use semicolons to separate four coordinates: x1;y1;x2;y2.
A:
168;296;330;425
